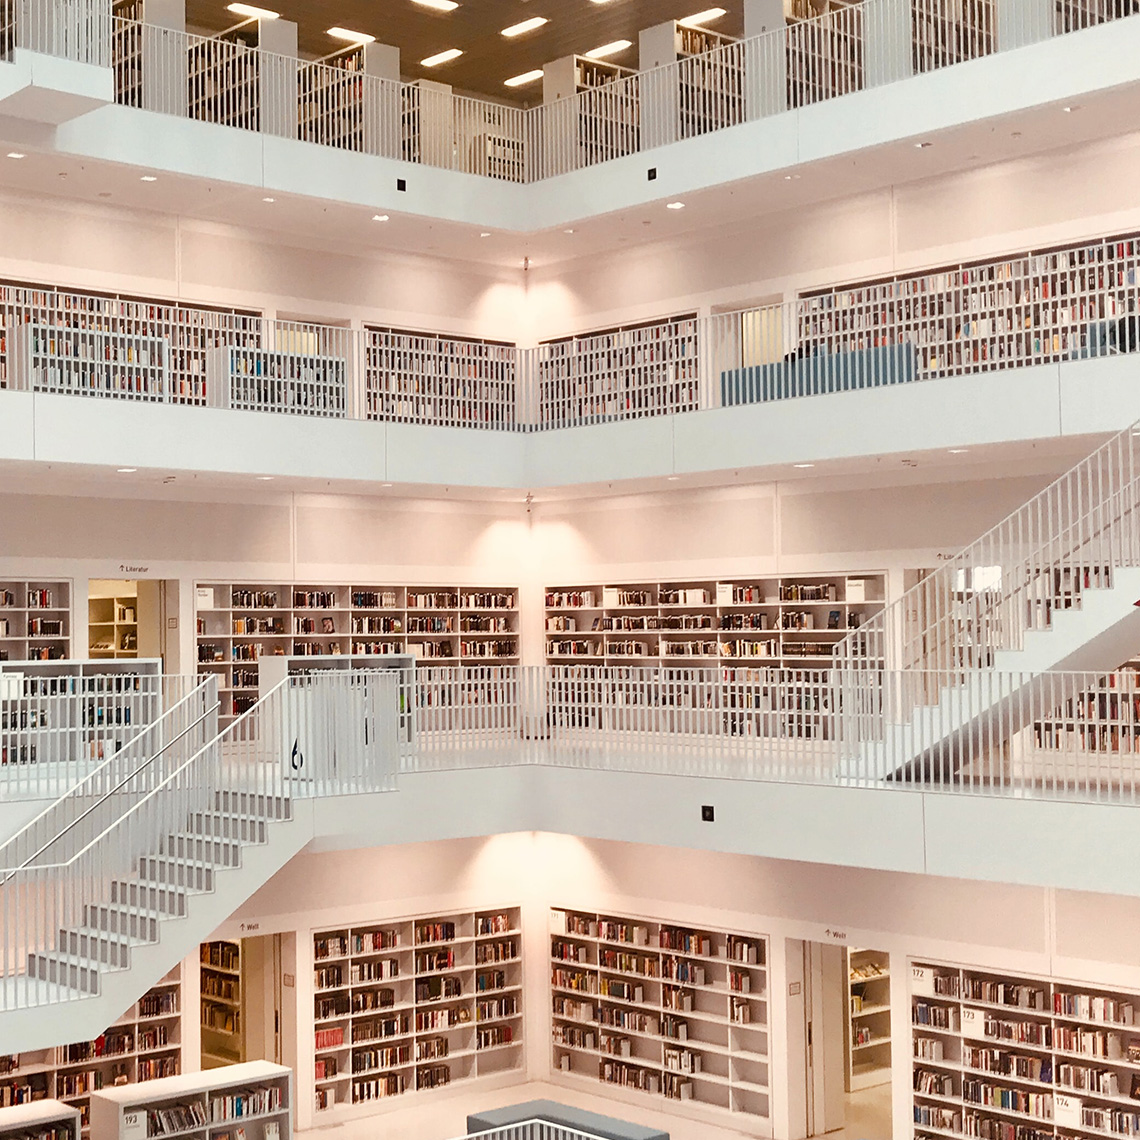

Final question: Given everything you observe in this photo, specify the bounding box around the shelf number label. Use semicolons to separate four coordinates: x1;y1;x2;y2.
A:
1055;1094;1082;1128
961;1007;987;1040
123;1111;146;1140
911;966;934;997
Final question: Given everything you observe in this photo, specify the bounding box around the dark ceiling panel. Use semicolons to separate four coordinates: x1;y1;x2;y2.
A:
186;0;746;101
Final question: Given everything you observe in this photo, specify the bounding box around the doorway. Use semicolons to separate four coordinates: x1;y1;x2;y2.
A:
87;579;175;664
786;939;893;1140
200;934;296;1072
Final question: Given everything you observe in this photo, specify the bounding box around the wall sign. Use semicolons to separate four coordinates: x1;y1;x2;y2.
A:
123;1111;146;1140
911;965;935;997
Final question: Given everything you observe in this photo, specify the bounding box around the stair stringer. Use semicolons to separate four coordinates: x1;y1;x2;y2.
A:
0;800;316;1053
841;569;1140;784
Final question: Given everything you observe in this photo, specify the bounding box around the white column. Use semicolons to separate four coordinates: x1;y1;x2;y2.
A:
359;41;401;159
997;0;1054;50
258;16;298;139
743;0;787;117
638;21;680;149
139;0;187;116
863;0;913;88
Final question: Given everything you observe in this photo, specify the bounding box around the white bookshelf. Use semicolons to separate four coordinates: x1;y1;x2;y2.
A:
206;347;347;419
550;908;770;1131
363;326;517;429
90;1060;291;1140
0;581;71;663
0;659;163;768
88;587;139;660
910;959;1140;1140
0;972;182;1135
846;948;891;1091
20;324;168;402
200;940;244;1070
541;56;639;169
310;906;523;1115
0;1100;80;1140
298;41;400;158
196;583;518;727
544;574;886;666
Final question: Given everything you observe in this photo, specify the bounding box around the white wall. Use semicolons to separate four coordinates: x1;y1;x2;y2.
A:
525;129;1140;339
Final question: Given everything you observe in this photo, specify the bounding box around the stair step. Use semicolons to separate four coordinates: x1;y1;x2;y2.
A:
26;951;102;995
57;927;136;968
136;857;215;892
185;812;268;845
160;832;242;867
213;790;291;821
84;904;160;943
110;880;188;917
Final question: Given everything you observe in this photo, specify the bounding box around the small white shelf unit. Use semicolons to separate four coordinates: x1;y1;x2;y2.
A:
310;906;523;1116
0;1100;80;1140
0;581;71;663
206;346;347;418
20;324;168;401
200;940;244;1070
89;1059;291;1140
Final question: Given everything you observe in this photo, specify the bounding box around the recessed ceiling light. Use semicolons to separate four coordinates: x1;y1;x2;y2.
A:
381;482;393;488
667;475;680;481
373;213;390;222
784;173;800;181
502;16;547;36
948;448;969;454
412;0;459;9
678;7;727;28
140;175;157;182
421;47;463;66
327;26;375;43
666;201;686;210
6;152;24;159
504;69;544;87
584;39;632;59
256;475;274;480
914;141;932;149
262;196;275;202
793;463;815;469
117;467;138;473
227;3;279;19
563;228;574;235
1063;105;1078;113
479;231;491;237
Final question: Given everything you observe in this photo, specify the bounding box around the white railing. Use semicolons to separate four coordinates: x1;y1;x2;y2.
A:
0;669;399;1008
6;0;111;67
97;0;1139;186
0;673;203;799
409;663;1140;803
447;1120;617;1140
835;418;1140;676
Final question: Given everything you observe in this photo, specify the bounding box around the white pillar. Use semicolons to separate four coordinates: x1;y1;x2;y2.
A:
864;0;913;88
638;22;680;149
997;0;1054;50
743;0;787;117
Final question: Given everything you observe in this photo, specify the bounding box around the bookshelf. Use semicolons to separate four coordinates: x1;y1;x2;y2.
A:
910;959;1140;1140
363;327;517;430
846;948;891;1092
544;575;886;667
542;56;639;169
201;941;244;1069
0;280;260;405
206;346;347;419
22;324;168;401
0;659;163;769
90;1060;291;1140
311;906;523;1115
550;908;770;1130
0;581;71;662
795;229;1140;383
784;2;865;109
187;17;296;135
298;42;400;158
536;314;699;427
911;0;996;73
0;1101;80;1140
88;584;139;660
195;583;518;726
0;972;182;1137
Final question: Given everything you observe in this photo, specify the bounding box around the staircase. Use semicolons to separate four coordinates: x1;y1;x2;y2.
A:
834;418;1140;784
0;668;400;1052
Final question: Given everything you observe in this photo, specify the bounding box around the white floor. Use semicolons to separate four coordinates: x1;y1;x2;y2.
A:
297;1077;895;1140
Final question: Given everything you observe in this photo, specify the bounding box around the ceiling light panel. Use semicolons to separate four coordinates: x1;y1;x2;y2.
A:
678;7;727;28
504;69;543;87
327;26;375;43
502;16;547;36
421;47;462;66
584;39;632;59
411;0;459;10
226;3;279;19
